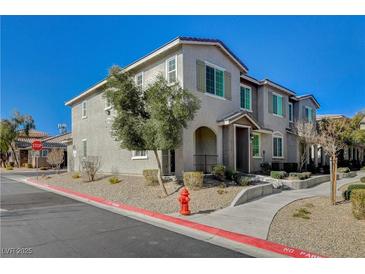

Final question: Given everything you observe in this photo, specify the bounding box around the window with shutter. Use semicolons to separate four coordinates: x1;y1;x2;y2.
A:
205;64;225;97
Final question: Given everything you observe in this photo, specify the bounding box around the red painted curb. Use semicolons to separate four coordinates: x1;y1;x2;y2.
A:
25;178;325;258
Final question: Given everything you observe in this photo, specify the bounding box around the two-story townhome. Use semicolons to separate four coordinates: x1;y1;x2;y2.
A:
65;36;320;177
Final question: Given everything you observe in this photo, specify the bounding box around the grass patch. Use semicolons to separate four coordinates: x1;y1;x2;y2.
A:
293;207;312;219
109;176;121;184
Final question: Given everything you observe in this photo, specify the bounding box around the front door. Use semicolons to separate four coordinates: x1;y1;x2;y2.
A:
236;127;250;172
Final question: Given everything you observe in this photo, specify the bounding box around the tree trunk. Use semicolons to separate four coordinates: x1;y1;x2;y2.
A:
330;156;338;205
9;143;19;167
153;149;168;197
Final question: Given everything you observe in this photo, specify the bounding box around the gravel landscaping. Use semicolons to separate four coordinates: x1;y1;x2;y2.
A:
268;196;365;257
35;172;245;214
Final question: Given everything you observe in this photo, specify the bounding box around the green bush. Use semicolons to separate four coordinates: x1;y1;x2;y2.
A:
360;166;365;171
143;169;159;186
360;177;365;183
5;165;13;170
351;189;365;220
343;184;365;200
289;172;311;180
183;171;204;190
212;164;225;181
338;167;350;173
109;176;121;184
72;172;81;179
224;169;234;180
270;171;287;179
237;176;252;186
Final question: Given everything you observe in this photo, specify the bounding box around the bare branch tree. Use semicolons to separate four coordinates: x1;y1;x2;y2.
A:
46;148;64;173
317;118;347;205
293;121;318;172
81;156;101;182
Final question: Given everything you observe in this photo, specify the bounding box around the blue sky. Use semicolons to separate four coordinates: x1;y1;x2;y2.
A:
1;16;364;135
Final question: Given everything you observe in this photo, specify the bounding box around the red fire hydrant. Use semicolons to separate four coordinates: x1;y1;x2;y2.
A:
178;187;191;215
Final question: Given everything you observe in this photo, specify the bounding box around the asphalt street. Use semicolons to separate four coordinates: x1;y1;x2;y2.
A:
0;173;250;258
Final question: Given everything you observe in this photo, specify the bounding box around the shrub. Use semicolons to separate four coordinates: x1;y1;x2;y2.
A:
293;208;311;219
343;184;365;200
5;165;13;170
143;169;159;186
361;166;365;171
237;176;252;186
212;164;225;181
224;169;234;180
360;176;365;183
26;163;33;168
270;171;287;179
183;171;204;190
338;167;350;173
260;162;271;175
109;176;121;184
351;189;365;220
289;172;311;180
72;172;81;179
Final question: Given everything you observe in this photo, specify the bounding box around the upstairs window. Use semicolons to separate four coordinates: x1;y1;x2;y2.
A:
82;101;87;119
273;93;283;116
288;102;293;122
206;64;224;97
166;56;177;84
240;85;252;111
135;72;144;89
305;106;313;122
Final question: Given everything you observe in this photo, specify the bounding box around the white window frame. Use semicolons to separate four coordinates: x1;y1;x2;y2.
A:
82;100;87;119
288;102;294;122
252;133;261;158
135;72;144;89
204;61;225;98
165;56;177;85
240;84;252;112
82;139;87;158
305;106;313;122
272;132;284;159
272;92;283;118
131;150;148;160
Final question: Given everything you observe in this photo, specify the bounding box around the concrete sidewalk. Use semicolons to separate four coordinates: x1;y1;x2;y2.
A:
173;171;365;240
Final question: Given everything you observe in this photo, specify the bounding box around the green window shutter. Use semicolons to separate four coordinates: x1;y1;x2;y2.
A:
282;98;286;117
215;69;224;97
268;91;273;113
224;71;231;100
196;59;206;92
240;87;244;108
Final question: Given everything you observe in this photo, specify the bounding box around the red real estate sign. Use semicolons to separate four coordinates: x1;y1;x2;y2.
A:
32;140;43;151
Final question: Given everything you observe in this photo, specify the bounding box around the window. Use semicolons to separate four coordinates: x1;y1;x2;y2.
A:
82;139;87;158
40;150;48;157
252;134;260;158
135;72;144;89
273;133;283;158
166;56;177;84
82;101;87;118
272;93;283;116
132;150;148;160
240;85;252;110
205;64;225;97
305;106;313;122
288;102;293;122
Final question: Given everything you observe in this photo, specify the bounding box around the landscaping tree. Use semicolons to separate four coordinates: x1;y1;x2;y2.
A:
81;156;101;182
317;118;347;205
0;112;35;167
293;121;318;172
104;66;200;196
46;148;64;173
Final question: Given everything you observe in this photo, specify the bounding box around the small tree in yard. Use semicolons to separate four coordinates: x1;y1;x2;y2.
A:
81;156;101;182
293;121;318;172
317;118;347;205
46;148;64;172
104;66;200;196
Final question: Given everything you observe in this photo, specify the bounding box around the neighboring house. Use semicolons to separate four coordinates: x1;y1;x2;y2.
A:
24;132;71;168
316;114;365;168
65;36;321;176
9;130;70;168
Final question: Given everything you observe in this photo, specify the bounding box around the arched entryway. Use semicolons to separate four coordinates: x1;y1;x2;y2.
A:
194;126;217;173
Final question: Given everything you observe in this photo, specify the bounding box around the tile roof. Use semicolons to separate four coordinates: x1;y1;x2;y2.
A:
22;132;72;149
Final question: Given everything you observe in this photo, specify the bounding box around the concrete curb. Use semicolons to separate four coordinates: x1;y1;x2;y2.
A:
230;183;279;207
20;177;325;258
